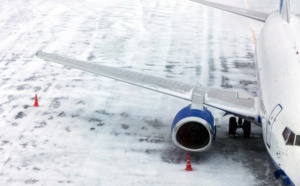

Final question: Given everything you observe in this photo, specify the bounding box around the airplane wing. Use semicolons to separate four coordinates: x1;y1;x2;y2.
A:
36;51;195;101
205;88;259;124
190;0;269;22
36;51;260;124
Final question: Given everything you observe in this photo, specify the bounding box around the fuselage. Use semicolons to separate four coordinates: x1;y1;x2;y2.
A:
256;12;300;185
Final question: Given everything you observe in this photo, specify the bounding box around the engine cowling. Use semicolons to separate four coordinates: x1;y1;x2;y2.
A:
171;105;216;152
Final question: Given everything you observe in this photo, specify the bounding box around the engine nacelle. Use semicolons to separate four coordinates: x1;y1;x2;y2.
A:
171;105;216;152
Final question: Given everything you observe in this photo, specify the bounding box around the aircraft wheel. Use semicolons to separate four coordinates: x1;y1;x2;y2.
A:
243;120;251;138
229;117;237;137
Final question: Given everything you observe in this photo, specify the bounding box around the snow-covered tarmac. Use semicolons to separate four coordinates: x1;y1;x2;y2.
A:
1;0;299;185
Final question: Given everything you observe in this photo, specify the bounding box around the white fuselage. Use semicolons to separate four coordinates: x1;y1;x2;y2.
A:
256;12;300;185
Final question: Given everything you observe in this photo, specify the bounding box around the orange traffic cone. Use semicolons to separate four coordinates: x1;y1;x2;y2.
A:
185;154;192;171
33;94;39;107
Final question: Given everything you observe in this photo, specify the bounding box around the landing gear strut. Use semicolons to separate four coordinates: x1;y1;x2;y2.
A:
228;117;251;138
229;117;237;136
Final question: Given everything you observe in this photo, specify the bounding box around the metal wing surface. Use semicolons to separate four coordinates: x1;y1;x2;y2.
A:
36;51;194;101
36;51;259;122
190;0;269;22
205;88;259;124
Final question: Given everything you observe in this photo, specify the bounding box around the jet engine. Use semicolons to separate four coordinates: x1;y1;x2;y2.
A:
171;105;216;152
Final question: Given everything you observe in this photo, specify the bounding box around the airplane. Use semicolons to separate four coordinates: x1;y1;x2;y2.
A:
36;0;300;185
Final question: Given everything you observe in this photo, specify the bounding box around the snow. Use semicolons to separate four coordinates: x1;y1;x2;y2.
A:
1;0;299;185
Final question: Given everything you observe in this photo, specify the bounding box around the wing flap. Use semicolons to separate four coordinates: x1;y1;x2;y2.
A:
36;51;194;100
207;88;255;108
190;0;269;22
205;88;259;121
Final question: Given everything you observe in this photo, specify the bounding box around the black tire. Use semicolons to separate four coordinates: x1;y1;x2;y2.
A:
243;120;251;138
229;117;237;136
238;117;243;126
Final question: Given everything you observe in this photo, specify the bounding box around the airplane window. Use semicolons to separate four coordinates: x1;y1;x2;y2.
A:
282;127;291;141
295;135;300;146
287;132;295;145
282;127;297;145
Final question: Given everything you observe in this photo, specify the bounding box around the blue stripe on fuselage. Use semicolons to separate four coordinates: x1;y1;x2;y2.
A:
268;153;295;186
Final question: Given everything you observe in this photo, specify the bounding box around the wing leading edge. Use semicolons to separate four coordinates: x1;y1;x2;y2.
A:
190;0;269;22
36;51;195;101
36;51;260;124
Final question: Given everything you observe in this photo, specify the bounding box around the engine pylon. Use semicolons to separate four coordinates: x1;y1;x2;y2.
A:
185;154;193;171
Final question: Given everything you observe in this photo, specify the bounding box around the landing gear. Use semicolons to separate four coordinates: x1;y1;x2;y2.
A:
243;120;251;138
228;117;251;138
229;117;237;136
